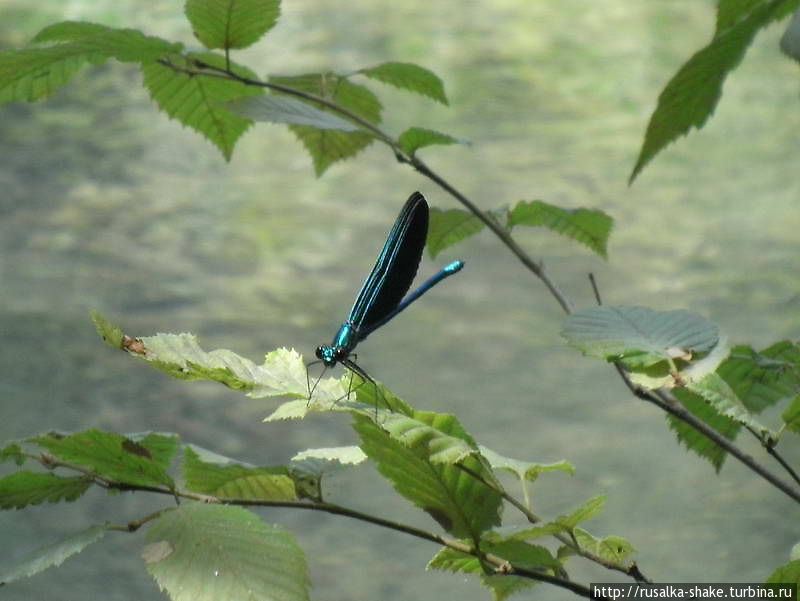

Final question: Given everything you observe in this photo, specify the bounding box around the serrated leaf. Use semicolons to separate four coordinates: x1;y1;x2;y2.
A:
507;522;569;541
292;446;367;465
360;61;448;104
781;395;800;433
0;524;108;585
1;443;26;466
90;310;125;348
427;207;484;258
144;503;309;601
131;432;181;470
379;411;478;464
227;94;359;130
0;472;92;509
720;342;800;413
479;446;574;481
630;0;788;182
429;540;559;601
353;412;502;538
109;318;318;400
185;0;280;50
508;200;613;259
182;447;296;500
397;126;464;155
562;305;719;369
573;528;635;565
269;73;381;175
556;496;606;530
29;429;174;489
670;388;741;472
142;52;261;160
686;372;771;434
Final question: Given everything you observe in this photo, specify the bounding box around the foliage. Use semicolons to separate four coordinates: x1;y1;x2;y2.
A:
2;1;800;600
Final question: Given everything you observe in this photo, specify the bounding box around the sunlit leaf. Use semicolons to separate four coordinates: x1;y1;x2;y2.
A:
144;503;309;601
686;372;772;435
360;61;448;104
142;52;262;160
182;447;297;500
292;446;367;465
398;126;464;155
479;446;574;481
427;207;484;258
630;0;789;182
508;200;613;259
556;495;606;530
572;528;635;565
185;0;280;50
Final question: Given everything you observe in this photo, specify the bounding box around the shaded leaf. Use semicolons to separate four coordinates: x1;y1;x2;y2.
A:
360;61;448;104
398;126;464;155
269;73;381;175
185;0;280;50
630;0;789;182
228;94;359;130
0;472;91;509
1;443;26;466
427;207;484;258
29;429;173;489
562;305;719;369
141;52;262;160
766;559;800;585
720;342;800;413
508;200;613;259
670;387;741;472
781;395;800;433
0;525;108;585
144;503;309;601
182;447;296;500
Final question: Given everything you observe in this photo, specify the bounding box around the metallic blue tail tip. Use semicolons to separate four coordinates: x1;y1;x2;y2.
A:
444;260;465;274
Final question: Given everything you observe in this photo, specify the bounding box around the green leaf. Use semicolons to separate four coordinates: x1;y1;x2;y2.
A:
227;94;359;130
0;472;92;509
292;446;367;465
360;61;448;104
33;22;182;62
182;447;297;500
141;52;262;161
144;503;309;601
427;207;484;258
782;395;800;433
479;446;574;482
185;0;281;50
556;495;606;530
670;388;741;472
378;411;479;465
132;432;181;470
686;372;772;435
630;0;790;182
353;412;502;538
572;528;635;565
508;200;613;259
716;0;797;34
0;524;108;585
90;310;125;348
562;305;719;369
1;443;26;466
114;322;318;399
429;540;561;601
29;429;174;489
398;126;464;155
507;522;569;541
720;342;800;413
766;559;800;586
269;73;381;175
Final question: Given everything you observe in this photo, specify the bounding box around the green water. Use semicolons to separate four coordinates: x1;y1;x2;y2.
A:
1;1;799;600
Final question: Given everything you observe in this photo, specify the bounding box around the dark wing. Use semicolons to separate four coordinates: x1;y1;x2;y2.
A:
347;192;428;336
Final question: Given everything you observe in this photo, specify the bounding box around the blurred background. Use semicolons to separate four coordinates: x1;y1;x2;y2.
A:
1;1;799;599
